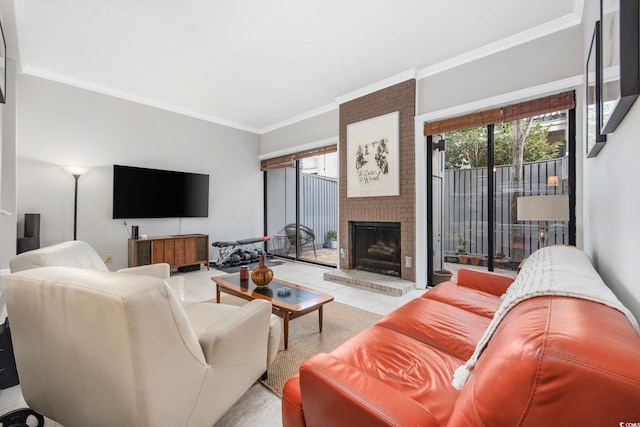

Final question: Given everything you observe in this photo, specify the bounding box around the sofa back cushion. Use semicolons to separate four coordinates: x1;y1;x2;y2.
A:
448;295;640;426
10;240;109;272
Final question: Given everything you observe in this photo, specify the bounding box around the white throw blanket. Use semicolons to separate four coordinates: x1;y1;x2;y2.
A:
452;245;640;390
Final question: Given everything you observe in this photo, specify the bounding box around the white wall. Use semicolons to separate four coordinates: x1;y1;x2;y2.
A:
1;60;17;271
16;75;263;270
581;2;640;319
417;26;584;116
260;109;339;155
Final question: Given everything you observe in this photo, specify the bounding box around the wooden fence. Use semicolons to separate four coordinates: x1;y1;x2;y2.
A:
443;157;568;262
300;173;338;246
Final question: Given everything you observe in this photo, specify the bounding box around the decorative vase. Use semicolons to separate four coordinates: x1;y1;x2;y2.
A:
251;255;273;288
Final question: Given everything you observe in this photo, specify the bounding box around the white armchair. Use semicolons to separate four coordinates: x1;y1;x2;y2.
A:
9;240;185;300
4;266;277;427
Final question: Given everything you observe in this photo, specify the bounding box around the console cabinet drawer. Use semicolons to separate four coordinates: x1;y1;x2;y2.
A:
129;234;209;270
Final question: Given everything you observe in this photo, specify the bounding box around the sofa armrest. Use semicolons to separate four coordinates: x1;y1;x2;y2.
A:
117;263;170;280
196;299;272;366
456;268;515;296
298;353;440;427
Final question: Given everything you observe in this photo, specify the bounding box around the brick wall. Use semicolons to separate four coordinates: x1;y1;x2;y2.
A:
339;79;416;281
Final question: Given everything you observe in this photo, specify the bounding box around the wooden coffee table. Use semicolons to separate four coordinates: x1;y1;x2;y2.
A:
212;273;334;350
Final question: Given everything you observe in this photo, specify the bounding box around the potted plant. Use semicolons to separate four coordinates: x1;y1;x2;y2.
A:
327;230;338;249
456;236;468;254
432;269;453;286
456;236;469;263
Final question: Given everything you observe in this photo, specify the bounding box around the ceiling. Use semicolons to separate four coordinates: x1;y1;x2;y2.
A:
4;0;582;134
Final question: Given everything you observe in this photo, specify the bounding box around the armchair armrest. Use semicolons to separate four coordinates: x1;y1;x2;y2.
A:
117;264;185;300
456;268;515;296
196;299;272;366
298;353;440;427
117;263;170;280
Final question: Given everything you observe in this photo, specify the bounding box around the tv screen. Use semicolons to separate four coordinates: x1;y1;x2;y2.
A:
112;165;209;219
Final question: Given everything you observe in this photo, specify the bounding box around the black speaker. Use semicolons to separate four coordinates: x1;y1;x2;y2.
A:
24;213;40;238
131;225;139;239
17;213;41;254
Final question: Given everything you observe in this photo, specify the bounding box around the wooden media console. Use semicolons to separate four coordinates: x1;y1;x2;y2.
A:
128;233;209;270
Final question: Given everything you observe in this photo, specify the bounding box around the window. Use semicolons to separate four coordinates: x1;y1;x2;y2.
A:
426;92;576;282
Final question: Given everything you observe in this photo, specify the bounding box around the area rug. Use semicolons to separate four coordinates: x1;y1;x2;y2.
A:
219;295;382;397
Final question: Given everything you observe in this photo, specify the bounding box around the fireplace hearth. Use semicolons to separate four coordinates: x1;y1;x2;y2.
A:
351;222;401;277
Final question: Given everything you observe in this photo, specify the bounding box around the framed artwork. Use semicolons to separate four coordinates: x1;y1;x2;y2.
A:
599;0;639;134
0;20;5;104
586;21;607;157
346;111;400;198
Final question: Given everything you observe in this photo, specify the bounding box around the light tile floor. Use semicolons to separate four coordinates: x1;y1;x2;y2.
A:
0;259;453;426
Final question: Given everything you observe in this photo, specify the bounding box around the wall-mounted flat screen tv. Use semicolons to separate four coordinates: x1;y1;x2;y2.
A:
112;165;209;219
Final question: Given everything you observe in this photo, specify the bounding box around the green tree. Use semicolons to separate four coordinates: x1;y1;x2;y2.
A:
443;117;564;259
444;120;563;169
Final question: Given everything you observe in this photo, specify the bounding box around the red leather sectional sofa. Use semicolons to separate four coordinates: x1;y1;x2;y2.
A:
282;248;640;426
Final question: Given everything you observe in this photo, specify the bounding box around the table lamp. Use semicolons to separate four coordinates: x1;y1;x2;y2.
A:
516;195;569;248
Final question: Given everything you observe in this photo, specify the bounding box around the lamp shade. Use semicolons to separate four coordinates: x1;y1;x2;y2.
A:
546;175;560;187
64;166;89;176
517;195;569;221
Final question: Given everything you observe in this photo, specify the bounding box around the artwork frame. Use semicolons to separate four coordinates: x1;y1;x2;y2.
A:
586;21;607;158
346;111;400;198
599;0;639;134
0;20;6;104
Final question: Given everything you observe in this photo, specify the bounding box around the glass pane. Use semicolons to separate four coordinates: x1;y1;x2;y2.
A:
266;167;296;257
298;152;338;265
432;174;444;272
442;126;489;269
493;112;569;271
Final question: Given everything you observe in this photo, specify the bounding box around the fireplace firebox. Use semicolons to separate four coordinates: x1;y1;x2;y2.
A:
351;222;401;277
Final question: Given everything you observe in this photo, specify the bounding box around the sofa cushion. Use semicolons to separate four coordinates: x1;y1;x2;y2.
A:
455;268;514;296
323;325;463;425
299;352;442;427
448;296;640;426
422;282;501;318
376;297;491;360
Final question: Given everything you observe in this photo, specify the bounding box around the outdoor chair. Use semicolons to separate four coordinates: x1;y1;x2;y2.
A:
284;224;317;258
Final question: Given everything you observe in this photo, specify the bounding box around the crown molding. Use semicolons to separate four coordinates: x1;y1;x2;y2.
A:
416;14;581;79
334;69;417;105
416;75;583;124
14;2;584;136
22;65;261;134
258;137;337;161
258;102;338;135
260;68;419;134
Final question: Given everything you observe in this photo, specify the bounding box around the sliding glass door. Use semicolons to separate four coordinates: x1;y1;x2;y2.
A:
265;151;338;267
493;114;571;269
429;106;574;282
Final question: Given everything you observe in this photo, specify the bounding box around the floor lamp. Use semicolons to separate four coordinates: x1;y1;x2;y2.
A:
517;195;569;248
64;166;89;240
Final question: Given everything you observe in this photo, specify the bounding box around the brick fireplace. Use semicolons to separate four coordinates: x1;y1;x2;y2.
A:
338;79;416;281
